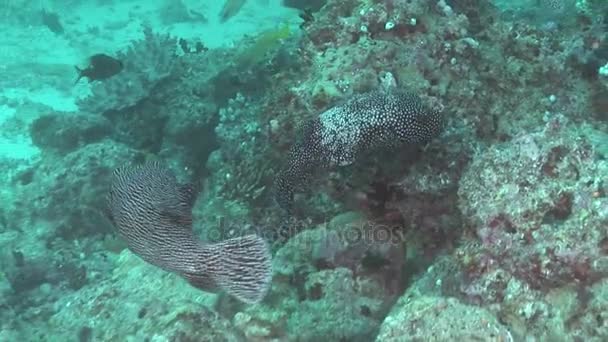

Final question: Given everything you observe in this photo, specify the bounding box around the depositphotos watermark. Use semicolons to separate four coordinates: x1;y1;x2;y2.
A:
206;216;407;245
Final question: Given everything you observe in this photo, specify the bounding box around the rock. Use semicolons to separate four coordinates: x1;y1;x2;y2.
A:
30;113;112;153
376;295;513;341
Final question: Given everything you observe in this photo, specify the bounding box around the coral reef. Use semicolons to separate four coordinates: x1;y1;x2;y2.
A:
223;212;406;341
1;251;235;341
30;113;112;153
214;93;274;205
458;117;608;290
77;26;178;115
3;0;608;340
376;295;513;341
7;141;141;243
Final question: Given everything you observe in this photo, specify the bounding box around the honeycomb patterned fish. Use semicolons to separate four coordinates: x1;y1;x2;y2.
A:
276;90;443;216
107;161;272;303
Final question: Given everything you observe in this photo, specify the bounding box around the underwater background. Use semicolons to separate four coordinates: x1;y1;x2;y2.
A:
1;0;608;341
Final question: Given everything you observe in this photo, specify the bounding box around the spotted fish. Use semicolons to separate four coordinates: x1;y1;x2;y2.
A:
107;161;272;303
276;90;443;217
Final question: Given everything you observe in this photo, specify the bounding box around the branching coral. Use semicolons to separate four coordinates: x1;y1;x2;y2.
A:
78;26;178;114
210;94;277;205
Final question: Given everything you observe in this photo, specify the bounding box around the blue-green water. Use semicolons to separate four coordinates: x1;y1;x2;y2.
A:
1;0;607;341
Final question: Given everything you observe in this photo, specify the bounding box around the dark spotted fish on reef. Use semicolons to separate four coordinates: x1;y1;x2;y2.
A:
276;90;444;218
75;54;123;83
107;161;272;303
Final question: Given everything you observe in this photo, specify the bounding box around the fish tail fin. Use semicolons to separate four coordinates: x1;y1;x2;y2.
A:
74;66;83;84
202;234;272;303
181;271;219;291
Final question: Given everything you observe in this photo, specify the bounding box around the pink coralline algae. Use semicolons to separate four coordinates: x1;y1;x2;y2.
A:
458;116;608;290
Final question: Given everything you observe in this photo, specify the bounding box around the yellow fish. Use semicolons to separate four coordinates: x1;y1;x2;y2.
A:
237;23;291;65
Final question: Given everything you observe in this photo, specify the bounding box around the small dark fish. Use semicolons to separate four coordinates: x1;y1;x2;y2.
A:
283;0;326;11
75;54;123;84
41;9;64;34
107;161;272;303
219;0;247;23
